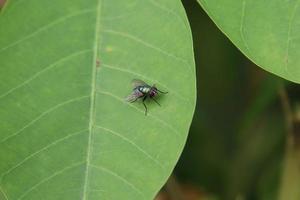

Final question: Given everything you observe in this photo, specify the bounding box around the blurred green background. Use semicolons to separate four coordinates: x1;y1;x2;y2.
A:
156;0;300;200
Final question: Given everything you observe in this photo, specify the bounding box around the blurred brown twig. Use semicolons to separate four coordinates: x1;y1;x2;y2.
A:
278;85;300;200
0;0;6;8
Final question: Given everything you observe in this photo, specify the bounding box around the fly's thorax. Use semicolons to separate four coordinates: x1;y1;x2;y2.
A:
138;86;151;94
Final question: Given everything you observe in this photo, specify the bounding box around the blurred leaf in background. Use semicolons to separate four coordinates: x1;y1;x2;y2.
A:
156;0;291;200
197;0;300;84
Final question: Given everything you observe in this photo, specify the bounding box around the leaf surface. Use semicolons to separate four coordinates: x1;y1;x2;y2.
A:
0;0;196;199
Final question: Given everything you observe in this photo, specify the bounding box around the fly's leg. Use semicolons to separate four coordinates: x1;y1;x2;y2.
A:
157;89;168;94
131;98;138;103
142;96;148;116
152;98;161;106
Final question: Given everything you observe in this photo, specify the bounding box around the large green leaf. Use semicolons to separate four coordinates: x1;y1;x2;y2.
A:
197;0;300;83
0;0;196;199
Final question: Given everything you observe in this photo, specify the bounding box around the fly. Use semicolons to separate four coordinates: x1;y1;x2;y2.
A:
125;79;168;115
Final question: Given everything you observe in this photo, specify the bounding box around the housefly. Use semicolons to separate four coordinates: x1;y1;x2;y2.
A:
125;79;167;115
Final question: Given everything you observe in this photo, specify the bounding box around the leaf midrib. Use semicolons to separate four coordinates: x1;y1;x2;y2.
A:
82;0;102;199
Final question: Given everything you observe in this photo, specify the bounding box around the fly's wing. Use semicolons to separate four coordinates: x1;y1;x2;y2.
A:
131;79;148;88
125;89;144;102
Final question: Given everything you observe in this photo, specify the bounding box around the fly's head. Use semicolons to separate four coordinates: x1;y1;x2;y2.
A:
150;86;158;98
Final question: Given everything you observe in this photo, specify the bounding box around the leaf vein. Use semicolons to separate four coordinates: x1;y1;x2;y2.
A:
82;0;102;199
102;29;190;65
239;0;251;55
90;164;145;199
0;129;88;179
16;162;85;200
285;0;300;72
0;9;95;53
95;125;165;169
0;186;9;200
0;49;92;100
147;0;188;29
0;95;90;144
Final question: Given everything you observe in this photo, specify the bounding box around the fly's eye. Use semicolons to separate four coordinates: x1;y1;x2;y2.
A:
150;90;157;97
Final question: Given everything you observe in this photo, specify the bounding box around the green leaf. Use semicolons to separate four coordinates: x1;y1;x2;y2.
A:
0;0;196;199
197;0;300;83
